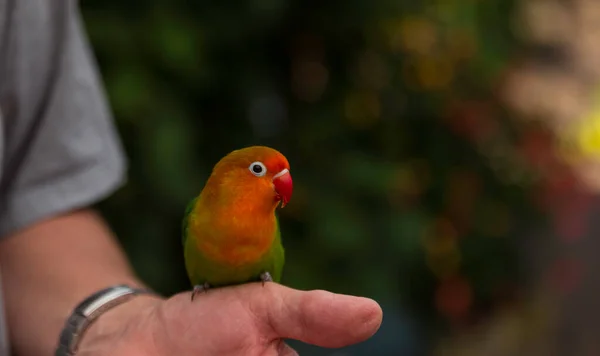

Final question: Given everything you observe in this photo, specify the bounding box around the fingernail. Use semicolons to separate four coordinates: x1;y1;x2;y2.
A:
277;341;299;356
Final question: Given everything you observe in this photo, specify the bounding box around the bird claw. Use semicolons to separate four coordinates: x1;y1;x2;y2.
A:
191;282;211;301
260;272;273;286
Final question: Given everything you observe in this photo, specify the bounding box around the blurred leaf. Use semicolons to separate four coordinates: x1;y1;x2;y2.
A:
309;192;367;252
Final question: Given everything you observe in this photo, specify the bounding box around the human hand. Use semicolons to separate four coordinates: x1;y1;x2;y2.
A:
77;282;383;356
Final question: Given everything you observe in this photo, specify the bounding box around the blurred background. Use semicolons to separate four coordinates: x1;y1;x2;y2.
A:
82;0;600;355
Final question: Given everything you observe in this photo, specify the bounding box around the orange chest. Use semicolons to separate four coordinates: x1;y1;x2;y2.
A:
190;213;276;266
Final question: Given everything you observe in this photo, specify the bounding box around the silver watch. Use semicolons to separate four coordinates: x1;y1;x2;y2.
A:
55;284;156;356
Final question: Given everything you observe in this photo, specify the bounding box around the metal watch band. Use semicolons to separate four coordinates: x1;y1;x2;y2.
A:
55;284;156;356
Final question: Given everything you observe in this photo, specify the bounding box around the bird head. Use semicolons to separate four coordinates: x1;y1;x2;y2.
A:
208;146;293;209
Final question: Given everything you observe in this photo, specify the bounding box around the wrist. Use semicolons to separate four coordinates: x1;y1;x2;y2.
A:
72;292;164;355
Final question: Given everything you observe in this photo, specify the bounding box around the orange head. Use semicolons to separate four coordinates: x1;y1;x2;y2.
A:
205;146;293;210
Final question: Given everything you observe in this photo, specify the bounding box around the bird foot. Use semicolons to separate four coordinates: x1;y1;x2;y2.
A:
191;282;211;301
260;272;273;286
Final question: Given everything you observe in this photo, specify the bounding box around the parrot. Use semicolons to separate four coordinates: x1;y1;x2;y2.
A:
182;146;293;301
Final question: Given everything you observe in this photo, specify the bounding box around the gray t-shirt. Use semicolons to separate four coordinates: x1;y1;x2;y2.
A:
0;0;126;353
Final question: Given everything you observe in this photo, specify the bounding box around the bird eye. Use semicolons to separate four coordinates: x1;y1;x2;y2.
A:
249;161;267;177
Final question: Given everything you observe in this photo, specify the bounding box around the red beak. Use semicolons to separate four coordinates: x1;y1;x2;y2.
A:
273;169;293;208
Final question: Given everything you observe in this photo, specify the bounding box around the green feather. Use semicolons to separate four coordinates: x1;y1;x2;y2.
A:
181;196;197;247
183;214;285;288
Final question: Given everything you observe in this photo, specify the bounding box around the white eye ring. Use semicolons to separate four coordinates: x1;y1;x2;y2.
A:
249;161;267;177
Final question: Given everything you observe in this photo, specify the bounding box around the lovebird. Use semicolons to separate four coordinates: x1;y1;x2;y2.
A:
182;146;293;300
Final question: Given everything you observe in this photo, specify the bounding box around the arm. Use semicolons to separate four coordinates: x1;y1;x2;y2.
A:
0;209;162;355
0;2;159;354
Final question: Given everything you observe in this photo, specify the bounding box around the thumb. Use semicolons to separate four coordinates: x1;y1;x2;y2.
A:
247;283;383;348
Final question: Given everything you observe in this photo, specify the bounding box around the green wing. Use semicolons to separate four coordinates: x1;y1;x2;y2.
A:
270;217;286;283
181;196;198;247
